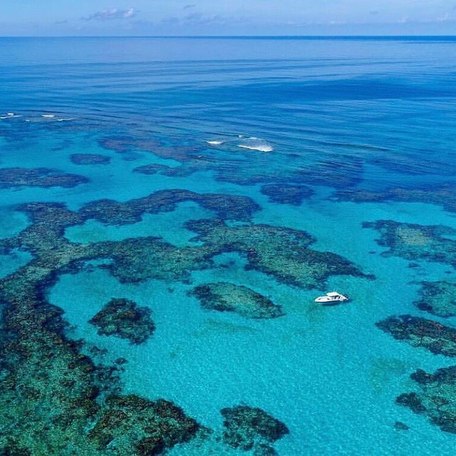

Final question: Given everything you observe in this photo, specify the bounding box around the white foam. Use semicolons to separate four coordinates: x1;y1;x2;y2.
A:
57;118;75;122
206;140;224;146
1;113;21;119
237;137;274;152
42;114;56;118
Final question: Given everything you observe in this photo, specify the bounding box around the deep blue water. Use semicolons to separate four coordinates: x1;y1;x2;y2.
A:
1;37;456;455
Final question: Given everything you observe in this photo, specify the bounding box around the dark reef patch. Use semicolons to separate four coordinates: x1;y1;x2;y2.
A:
394;421;409;431
98;134;364;190
376;315;456;357
89;395;200;454
260;183;314;206
70;154;111;165
415;281;456;318
338;184;456;213
187;218;369;289
103;237;214;283
80;189;260;224
0;167;89;188
369;155;456;177
396;366;456;434
133;164;170;175
221;405;289;452
98;136;201;163
89;298;155;344
253;444;278;456
363;220;456;267
190;282;284;319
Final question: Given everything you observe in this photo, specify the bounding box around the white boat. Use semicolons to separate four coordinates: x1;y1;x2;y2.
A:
314;291;349;304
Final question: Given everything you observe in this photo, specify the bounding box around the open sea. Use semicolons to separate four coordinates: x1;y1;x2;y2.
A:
1;37;456;455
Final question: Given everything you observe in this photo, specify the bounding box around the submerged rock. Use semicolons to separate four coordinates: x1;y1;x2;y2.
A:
415;281;456;318
0;167;89;188
70;154;111;165
396;366;456;434
376;315;456;357
221;405;289;451
89;298;155;344
260;183;313;206
190;282;284;319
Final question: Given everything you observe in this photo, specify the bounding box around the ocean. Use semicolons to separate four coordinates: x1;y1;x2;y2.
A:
1;36;456;455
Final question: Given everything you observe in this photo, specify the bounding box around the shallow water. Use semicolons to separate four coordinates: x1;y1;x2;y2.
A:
1;37;456;455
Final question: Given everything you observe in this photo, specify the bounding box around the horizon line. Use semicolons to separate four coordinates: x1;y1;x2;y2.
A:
1;34;456;39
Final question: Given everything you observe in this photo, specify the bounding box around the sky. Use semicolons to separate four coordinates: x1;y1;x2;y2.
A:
0;0;455;36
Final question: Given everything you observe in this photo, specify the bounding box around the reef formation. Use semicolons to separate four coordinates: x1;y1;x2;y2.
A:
0;203;201;454
396;366;456;434
221;405;289;453
89;395;200;454
376;315;456;357
187;219;369;289
363;220;456;267
0;167;89;188
89;298;155;344
190;282;284;319
415;281;456;318
260;183;313;206
70;154;111;165
337;184;456;214
414;281;456;318
0;186;360;453
133;164;170;175
99;135;364;189
80;189;260;224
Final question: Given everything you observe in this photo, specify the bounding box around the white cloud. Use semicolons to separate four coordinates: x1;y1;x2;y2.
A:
83;8;137;21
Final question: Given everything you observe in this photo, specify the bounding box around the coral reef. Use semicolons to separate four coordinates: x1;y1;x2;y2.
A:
0;167;89;188
415;281;456;318
70;154;111;165
89;298;155;344
370;155;456;177
253;444;278;456
337;184;456;214
0;187;369;453
187;219;368;289
260;183;313;206
221;405;289;452
376;315;456;357
396;366;456;434
363;220;456;267
190;282;284;319
99;134;364;190
133;164;170;175
102;237;214;283
0;198;211;453
81;189;260;224
89;395;200;454
394;421;409;431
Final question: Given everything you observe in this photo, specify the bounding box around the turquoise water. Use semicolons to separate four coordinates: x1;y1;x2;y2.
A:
1;37;456;454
